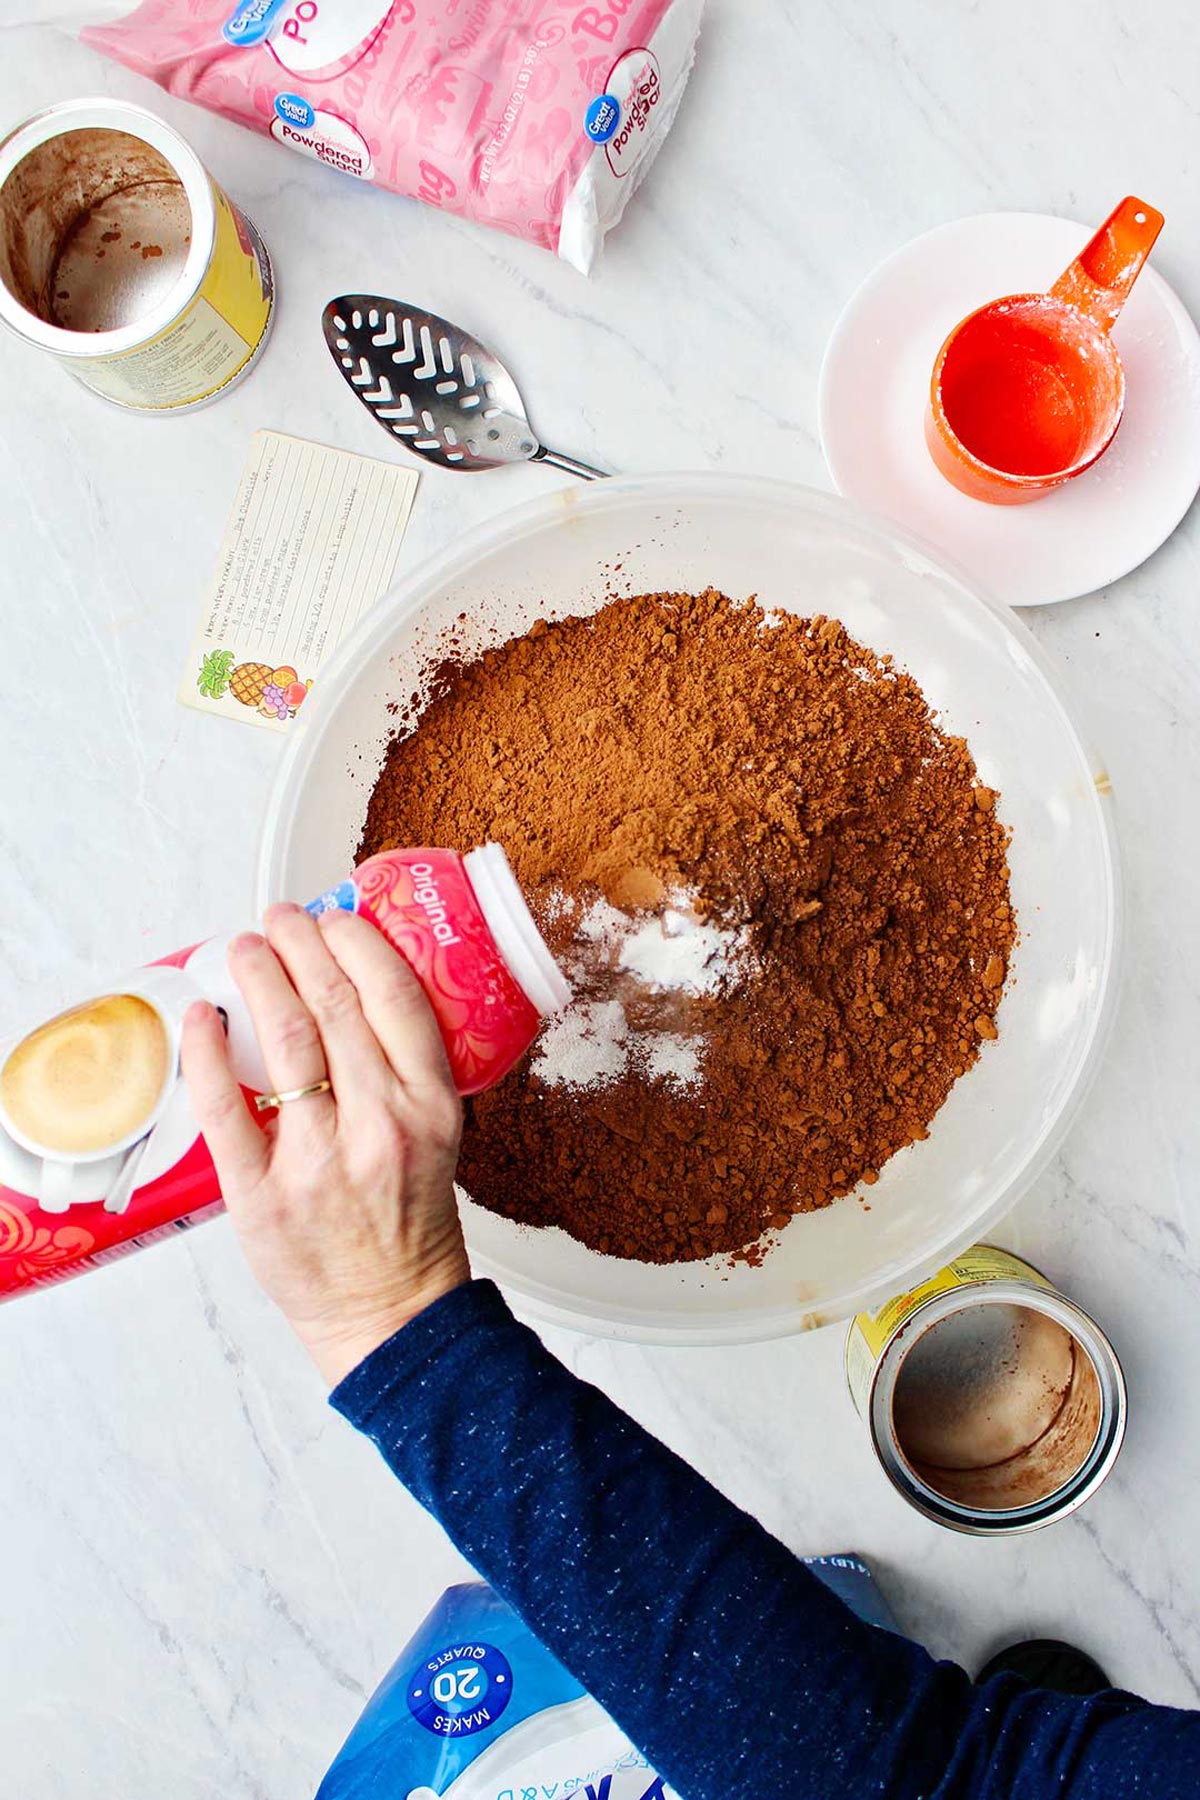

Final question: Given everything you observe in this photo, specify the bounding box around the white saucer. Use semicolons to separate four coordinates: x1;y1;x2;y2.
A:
819;212;1200;607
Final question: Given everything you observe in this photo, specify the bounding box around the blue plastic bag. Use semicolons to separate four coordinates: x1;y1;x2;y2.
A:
318;1557;897;1799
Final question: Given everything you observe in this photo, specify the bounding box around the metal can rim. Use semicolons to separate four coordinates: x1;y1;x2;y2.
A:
0;98;218;358
862;1277;1127;1536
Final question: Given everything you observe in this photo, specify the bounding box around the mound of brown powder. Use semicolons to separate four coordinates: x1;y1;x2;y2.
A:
359;589;1015;1264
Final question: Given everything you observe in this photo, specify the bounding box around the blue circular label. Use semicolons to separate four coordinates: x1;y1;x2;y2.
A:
407;1642;513;1738
274;92;316;130
585;93;621;143
222;0;288;45
304;878;358;919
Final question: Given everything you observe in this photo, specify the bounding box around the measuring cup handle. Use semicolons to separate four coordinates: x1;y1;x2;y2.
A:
1049;196;1164;333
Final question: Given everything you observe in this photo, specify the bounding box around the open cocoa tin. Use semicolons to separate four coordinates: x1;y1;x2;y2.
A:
845;1245;1127;1534
0;98;273;411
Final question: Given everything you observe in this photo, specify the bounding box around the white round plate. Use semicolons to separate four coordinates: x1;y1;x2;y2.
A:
819;213;1200;607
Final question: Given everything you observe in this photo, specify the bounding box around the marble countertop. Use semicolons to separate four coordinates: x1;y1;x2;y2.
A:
2;4;1199;1794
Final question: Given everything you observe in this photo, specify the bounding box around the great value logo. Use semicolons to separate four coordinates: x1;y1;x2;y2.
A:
585;92;621;144
273;92;315;129
222;0;289;45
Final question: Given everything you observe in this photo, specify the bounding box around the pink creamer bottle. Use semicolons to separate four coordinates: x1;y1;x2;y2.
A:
0;844;569;1302
303;845;570;1095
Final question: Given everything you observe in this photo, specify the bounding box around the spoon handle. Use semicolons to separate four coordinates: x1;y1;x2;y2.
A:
103;1132;152;1216
532;445;608;481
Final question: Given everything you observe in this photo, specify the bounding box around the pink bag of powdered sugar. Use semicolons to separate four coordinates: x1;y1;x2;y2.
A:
80;0;704;272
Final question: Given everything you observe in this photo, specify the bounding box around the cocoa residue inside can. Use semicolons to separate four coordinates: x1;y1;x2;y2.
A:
0;128;191;333
892;1301;1102;1510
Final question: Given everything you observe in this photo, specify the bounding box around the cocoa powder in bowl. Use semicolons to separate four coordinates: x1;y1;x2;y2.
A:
359;589;1015;1264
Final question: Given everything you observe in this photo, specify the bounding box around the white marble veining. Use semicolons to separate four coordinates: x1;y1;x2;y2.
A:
2;4;1199;1794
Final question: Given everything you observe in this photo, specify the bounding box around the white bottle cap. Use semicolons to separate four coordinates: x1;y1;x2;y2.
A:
463;844;572;1017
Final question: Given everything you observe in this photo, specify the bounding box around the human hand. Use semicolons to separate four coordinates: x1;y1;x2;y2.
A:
181;904;470;1387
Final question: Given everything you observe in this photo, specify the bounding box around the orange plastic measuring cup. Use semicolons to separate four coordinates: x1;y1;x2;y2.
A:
926;196;1164;505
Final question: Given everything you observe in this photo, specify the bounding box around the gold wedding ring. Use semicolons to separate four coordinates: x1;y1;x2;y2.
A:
254;1079;333;1113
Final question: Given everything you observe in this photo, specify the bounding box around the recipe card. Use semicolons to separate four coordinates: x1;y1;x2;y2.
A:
179;430;419;733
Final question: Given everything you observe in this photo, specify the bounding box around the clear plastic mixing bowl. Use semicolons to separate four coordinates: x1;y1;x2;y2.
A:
258;476;1119;1343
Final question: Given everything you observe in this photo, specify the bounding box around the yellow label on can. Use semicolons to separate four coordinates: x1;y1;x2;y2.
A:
201;187;272;350
845;1245;1050;1415
71;186;271;411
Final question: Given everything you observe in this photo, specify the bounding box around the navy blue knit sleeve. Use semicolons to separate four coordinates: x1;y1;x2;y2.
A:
331;1280;1198;1800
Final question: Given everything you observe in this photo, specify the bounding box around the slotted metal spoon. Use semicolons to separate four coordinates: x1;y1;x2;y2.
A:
323;295;606;479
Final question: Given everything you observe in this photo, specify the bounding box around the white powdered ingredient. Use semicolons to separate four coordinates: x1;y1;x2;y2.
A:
641;1032;702;1088
574;893;747;994
576;898;629;946
617;907;744;995
530;1000;628;1091
531;889;748;1094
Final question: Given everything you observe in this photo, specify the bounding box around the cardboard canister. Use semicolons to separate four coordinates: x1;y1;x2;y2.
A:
0;98;273;409
846;1245;1126;1534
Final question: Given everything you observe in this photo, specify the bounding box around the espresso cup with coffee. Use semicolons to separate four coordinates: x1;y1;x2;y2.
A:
0;991;177;1212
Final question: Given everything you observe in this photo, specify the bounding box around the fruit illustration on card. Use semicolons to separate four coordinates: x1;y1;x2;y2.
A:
228;659;274;707
256;665;312;720
196;647;236;698
193;650;313;723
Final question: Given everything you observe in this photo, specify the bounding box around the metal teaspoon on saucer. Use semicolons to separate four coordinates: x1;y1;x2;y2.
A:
322;295;606;479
